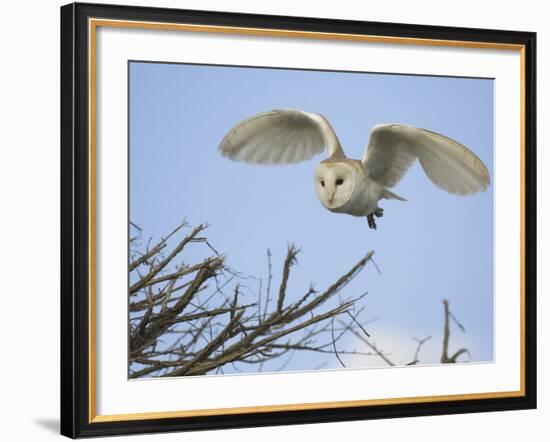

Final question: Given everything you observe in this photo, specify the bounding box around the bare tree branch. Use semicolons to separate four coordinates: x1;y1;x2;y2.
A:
407;336;432;365
441;299;470;363
129;221;374;378
277;245;299;312
338;312;395;366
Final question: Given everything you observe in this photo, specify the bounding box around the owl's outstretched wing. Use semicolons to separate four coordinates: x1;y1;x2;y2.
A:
362;124;490;195
219;109;345;165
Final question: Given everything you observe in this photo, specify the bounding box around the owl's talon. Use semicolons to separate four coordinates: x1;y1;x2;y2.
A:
374;208;384;218
367;214;377;229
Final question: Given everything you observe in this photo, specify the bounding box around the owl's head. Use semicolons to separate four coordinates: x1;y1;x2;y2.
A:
314;161;356;210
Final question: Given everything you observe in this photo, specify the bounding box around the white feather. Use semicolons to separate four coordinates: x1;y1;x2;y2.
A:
362;124;490;195
219;109;345;165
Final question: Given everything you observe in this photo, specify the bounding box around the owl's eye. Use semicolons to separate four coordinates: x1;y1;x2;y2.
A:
336;178;344;186
320;180;325;187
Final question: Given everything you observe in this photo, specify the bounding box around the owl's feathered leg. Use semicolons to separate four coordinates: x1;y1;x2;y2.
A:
367;213;377;229
367;208;383;229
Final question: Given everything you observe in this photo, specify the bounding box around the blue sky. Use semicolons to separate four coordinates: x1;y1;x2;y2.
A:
129;61;494;374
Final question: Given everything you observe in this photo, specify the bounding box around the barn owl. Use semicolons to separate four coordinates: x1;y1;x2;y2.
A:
219;109;490;229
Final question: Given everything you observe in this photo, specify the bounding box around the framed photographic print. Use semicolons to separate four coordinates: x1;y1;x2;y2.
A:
60;2;537;438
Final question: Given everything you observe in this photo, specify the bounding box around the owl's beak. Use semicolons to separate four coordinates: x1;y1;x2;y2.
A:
328;192;335;204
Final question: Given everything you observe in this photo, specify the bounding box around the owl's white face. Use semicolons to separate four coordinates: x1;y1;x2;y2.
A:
314;162;356;211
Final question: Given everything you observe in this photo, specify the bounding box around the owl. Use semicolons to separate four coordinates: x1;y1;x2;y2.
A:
219;109;490;229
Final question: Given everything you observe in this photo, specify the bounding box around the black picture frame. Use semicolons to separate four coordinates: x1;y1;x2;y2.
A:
60;2;537;438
